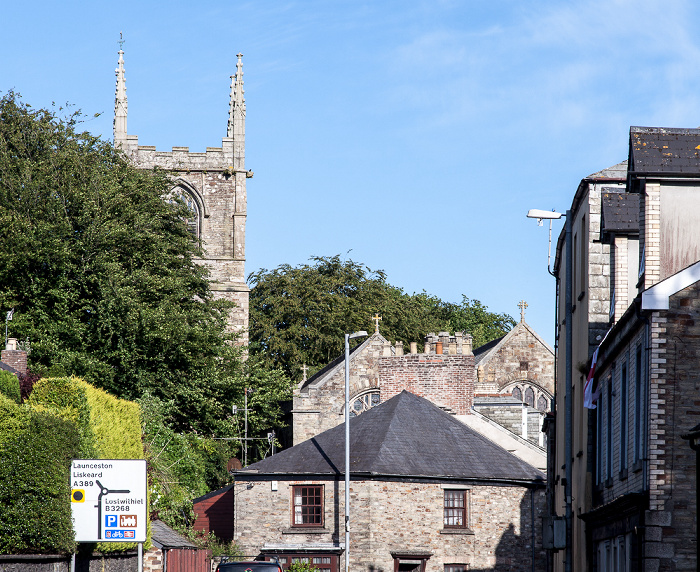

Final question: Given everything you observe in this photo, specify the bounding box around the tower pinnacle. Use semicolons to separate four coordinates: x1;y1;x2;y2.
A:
227;54;246;140
113;33;128;149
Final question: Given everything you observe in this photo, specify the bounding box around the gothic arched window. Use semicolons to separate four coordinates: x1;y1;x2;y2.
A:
349;390;380;418
512;387;522;401
170;186;201;239
537;395;548;412
524;387;535;408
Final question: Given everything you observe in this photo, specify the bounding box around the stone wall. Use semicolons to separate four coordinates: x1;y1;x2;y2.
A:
232;477;546;572
477;324;554;397
292;335;387;445
0;552;137;571
473;399;543;446
646;281;700;570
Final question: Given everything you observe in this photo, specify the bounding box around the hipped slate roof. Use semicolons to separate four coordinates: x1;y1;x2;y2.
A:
237;390;544;484
629;126;700;175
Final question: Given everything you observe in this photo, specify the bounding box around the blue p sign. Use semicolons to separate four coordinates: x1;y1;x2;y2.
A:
105;514;118;528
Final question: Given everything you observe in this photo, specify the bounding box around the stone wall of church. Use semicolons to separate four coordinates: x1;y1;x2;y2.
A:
293;336;386;445
479;326;554;396
378;354;475;415
123;141;249;344
232;476;546;572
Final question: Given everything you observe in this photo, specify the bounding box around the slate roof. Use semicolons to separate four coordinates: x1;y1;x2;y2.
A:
602;191;639;234
472;336;504;366
629;126;700;175
0;361;18;374
236;390;544;484
150;520;198;549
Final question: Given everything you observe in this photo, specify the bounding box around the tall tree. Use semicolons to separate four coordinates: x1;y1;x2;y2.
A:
0;93;291;433
248;255;515;379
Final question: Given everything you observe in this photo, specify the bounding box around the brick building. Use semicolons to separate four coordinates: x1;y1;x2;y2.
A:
550;127;700;571
113;48;250;341
233;391;546;572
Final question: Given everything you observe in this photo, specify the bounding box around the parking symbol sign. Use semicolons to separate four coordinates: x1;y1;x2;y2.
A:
105;515;118;528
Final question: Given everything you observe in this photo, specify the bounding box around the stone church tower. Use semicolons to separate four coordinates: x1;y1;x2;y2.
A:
113;47;250;343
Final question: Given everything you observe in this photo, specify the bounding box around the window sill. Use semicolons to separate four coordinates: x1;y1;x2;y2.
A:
633;460;643;473
619;468;628;481
605;478;613;489
283;527;329;535
440;528;474;536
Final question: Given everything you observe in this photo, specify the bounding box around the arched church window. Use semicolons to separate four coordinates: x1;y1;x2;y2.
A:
537;395;548;412
524;387;535;408
170;187;201;238
512;387;522;401
349;390;380;418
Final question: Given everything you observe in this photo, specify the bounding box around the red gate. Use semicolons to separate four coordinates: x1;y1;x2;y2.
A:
165;548;211;572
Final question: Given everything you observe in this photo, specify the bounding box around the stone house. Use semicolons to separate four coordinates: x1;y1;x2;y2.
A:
550;127;700;571
293;318;552;465
112;47;250;341
233;391;546;572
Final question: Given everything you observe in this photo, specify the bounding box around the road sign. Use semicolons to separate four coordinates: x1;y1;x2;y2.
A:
70;459;147;542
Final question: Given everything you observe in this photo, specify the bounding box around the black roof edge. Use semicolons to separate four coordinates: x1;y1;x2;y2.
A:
192;483;235;504
232;472;544;487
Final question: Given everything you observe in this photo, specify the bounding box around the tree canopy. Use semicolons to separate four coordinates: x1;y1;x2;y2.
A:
248;255;516;379
0;93;291;434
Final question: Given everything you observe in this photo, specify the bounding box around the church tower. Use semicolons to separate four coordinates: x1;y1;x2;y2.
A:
113;46;250;343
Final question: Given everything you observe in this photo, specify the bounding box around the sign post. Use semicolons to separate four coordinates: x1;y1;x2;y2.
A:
71;459;147;571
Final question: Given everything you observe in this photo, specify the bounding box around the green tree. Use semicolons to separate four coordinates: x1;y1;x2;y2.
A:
0;93;288;433
248;255;515;379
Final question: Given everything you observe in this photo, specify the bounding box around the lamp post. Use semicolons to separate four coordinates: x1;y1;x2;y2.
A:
527;208;572;572
345;330;367;572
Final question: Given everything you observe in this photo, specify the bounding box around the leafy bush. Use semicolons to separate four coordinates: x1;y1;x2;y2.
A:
139;392;235;531
287;562;319;572
0;408;80;554
26;376;96;457
0;370;20;403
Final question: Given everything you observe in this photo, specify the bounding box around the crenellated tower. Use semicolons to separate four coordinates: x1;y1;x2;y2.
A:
113;44;250;344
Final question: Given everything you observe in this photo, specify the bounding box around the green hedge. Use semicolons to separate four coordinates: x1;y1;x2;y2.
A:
0;402;80;554
27;376;97;458
84;381;142;459
0;370;20;404
1;377;146;554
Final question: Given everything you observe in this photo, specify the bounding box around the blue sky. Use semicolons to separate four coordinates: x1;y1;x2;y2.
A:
4;0;700;347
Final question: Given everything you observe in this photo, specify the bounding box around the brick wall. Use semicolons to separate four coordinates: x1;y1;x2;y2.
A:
379;354;475;415
233;477;546;572
646;281;700;570
1;344;27;374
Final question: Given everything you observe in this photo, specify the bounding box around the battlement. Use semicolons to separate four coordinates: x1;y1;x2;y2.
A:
122;136;239;172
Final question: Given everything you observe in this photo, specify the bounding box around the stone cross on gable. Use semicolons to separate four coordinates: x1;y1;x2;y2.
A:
372;314;382;333
518;300;528;322
301;363;308;382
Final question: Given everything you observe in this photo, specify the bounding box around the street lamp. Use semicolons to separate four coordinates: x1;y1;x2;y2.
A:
527;207;572;572
345;330;368;572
